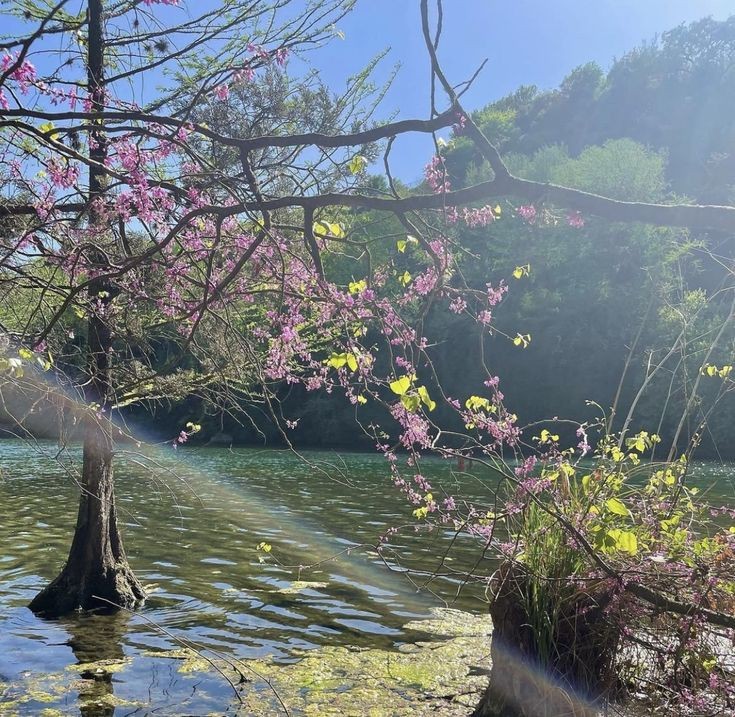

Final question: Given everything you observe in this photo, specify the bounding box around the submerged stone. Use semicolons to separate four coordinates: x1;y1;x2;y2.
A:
143;646;214;673
146;607;492;715
66;657;132;676
404;607;493;637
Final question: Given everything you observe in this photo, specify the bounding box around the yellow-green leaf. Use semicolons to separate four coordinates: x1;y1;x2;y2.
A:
465;395;491;411
401;394;421;412
326;353;348;369
539;429;559;444
703;658;718;672
348;154;367;175
605;498;630;517
417;385;436;412
398;235;419;253
609;529;638;554
348;279;367;295
328;222;345;238
389;375;412;396
39;122;58;137
611;446;625;463
313;220;345;238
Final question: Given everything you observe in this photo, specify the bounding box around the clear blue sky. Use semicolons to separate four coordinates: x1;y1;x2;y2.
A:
306;0;735;182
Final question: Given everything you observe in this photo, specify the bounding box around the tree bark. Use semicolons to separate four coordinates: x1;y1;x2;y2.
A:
472;563;616;717
29;0;144;617
28;418;144;616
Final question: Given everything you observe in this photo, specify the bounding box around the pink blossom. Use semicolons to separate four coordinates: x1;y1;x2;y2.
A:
233;67;256;84
3;53;37;93
486;281;507;306
517;204;537;223
411;270;438;296
514;456;537;479
213;84;230;101
567;210;585;228
453;112;467;134
47;159;79;189
449;296;466;314
462;205;495;227
576;426;590;456
413;474;432;491
424;155;451;193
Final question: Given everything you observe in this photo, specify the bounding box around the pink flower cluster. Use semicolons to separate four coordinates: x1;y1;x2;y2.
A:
47;159;79;189
517;204;537;223
424;155;451;193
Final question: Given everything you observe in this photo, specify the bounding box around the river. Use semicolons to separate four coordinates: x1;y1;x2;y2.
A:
0;440;733;715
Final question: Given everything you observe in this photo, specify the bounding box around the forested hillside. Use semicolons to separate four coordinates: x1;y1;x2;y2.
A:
448;16;735;203
438;16;735;457
152;15;729;456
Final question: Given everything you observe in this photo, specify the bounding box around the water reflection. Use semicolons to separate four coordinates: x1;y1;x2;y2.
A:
64;612;129;717
0;441;492;713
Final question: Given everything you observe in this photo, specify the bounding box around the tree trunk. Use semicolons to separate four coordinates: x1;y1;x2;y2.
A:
28;419;144;616
29;0;144;617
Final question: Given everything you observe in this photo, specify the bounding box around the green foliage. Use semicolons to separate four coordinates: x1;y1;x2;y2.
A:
502;425;734;702
432;48;735;450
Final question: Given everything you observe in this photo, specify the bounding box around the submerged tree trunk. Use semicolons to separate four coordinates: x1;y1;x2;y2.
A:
29;0;144;617
28;420;145;616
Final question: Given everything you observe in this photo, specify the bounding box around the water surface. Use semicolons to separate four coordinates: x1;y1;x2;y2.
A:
0;440;733;715
0;441;491;715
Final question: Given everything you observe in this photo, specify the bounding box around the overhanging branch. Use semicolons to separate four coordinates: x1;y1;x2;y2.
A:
4;175;735;233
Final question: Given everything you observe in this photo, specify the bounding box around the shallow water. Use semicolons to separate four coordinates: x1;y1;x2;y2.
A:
0;440;733;715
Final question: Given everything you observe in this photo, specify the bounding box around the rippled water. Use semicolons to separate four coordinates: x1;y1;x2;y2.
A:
0;440;494;715
0;440;733;715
